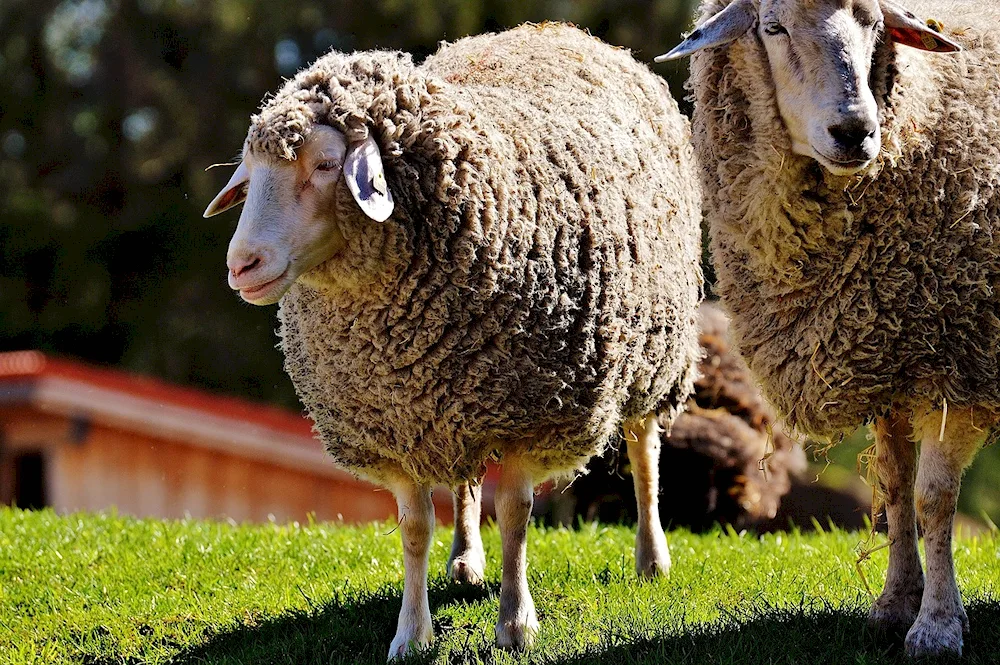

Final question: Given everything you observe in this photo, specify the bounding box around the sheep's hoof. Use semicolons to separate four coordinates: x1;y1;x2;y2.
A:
867;586;923;633
636;552;671;579
635;533;671;579
495;611;539;650
387;614;434;661
904;613;964;659
448;551;485;585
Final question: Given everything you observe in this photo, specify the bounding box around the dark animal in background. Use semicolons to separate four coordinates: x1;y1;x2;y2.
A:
549;303;807;531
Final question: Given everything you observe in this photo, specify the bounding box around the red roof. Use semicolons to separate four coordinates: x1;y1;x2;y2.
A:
0;350;314;438
0;350;342;479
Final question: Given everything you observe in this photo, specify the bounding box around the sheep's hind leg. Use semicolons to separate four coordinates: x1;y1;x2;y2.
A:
447;482;485;585
494;457;539;649
868;409;924;632
626;414;670;578
904;407;984;659
387;478;435;661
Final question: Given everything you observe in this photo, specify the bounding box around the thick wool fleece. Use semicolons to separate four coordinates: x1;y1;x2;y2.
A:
248;24;703;485
689;0;1000;439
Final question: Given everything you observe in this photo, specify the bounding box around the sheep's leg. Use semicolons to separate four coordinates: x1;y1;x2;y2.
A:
447;482;485;585
387;479;435;661
494;458;539;649
904;407;983;659
868;409;923;631
626;414;670;578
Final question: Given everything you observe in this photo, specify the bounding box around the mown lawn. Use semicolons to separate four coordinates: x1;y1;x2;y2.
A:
0;509;997;665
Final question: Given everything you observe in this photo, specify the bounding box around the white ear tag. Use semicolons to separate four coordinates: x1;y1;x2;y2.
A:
204;160;250;218
372;170;388;196
344;135;394;222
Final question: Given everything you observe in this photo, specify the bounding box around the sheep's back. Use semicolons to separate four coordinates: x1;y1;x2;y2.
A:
426;23;702;457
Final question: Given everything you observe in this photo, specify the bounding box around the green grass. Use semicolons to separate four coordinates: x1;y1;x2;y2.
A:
1;509;998;665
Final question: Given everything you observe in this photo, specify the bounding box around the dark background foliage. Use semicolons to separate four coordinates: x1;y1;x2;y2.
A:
1;0;997;523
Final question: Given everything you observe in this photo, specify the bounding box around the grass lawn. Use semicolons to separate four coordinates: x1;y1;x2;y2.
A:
1;508;998;664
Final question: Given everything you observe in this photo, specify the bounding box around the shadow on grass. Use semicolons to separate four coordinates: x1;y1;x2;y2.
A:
167;579;497;665
552;600;1000;665
164;590;999;665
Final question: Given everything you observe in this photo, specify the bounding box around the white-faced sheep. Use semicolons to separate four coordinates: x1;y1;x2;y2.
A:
205;23;703;659
659;0;1000;658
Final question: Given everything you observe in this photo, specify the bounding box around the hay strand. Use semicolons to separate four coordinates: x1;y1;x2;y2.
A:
854;538;891;600
939;397;949;442
810;342;833;391
205;160;241;171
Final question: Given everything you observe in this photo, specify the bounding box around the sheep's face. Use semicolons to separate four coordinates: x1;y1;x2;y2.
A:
758;0;885;176
205;126;394;305
657;0;961;176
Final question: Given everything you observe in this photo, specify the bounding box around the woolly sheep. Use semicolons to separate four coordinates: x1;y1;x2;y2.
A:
205;23;703;659
659;0;1000;658
549;302;806;531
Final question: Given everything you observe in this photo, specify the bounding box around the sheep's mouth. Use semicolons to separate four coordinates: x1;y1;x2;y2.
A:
814;151;873;176
238;268;291;305
828;158;870;169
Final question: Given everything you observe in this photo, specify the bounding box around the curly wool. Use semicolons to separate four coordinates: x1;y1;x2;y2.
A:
250;24;703;485
689;0;1000;439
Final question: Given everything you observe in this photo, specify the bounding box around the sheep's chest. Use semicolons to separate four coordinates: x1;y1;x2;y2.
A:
723;198;1000;439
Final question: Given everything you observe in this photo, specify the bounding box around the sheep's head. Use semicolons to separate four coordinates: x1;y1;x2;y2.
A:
658;0;962;176
204;126;394;305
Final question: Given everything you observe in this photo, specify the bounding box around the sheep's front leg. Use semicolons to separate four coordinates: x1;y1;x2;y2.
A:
626;415;670;577
447;482;485;585
494;459;539;649
905;408;983;659
387;479;435;661
868;409;924;631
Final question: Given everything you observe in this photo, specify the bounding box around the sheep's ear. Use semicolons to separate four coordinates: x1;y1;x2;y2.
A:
204;161;249;218
344;135;394;222
655;0;756;62
881;1;962;52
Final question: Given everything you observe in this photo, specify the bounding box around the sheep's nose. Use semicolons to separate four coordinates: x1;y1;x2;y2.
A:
227;253;262;278
828;118;877;150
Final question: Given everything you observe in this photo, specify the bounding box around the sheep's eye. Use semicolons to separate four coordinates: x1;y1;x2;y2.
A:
315;160;339;172
764;23;788;36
